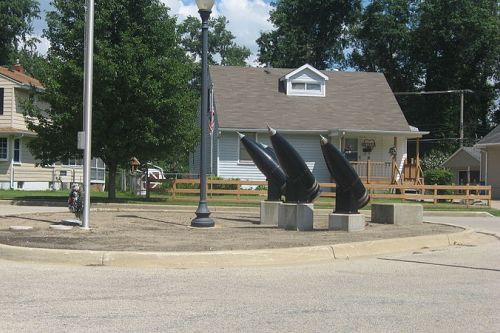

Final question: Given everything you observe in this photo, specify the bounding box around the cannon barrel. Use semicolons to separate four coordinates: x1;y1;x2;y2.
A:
268;126;320;203
238;133;286;201
320;136;369;213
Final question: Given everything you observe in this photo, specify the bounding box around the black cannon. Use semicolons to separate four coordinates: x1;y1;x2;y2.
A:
268;126;321;203
320;136;370;213
238;133;286;201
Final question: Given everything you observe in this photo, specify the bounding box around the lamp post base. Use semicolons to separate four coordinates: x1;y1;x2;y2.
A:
191;201;215;227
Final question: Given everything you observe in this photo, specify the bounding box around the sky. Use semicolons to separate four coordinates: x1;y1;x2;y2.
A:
33;0;275;64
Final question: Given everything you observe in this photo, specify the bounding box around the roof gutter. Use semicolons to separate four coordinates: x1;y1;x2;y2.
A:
220;127;430;137
475;143;500;148
19;83;45;92
330;128;430;138
219;127;329;134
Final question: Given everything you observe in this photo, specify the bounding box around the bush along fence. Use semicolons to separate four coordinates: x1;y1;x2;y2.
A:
152;178;492;207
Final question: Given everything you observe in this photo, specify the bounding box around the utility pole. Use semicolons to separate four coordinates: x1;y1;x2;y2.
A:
81;0;95;230
394;89;473;147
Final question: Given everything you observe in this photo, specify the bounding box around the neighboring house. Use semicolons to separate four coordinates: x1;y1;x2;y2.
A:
0;63;106;190
442;147;480;185
475;124;500;199
190;64;428;184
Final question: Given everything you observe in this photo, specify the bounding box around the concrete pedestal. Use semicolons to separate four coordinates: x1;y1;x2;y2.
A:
329;213;366;232
260;201;282;226
371;203;423;225
279;203;314;231
61;219;82;227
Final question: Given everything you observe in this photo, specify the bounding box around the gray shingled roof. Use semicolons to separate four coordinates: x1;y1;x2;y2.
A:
462;147;481;161
477;125;500;145
210;66;411;132
443;146;481;169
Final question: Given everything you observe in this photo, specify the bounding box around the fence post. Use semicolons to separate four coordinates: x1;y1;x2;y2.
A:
209;178;213;199
366;160;371;184
465;185;470;208
488;186;491;207
172;179;177;200
236;179;241;201
433;184;438;205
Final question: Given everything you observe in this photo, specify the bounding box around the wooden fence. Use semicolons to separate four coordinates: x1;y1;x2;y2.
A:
154;179;492;207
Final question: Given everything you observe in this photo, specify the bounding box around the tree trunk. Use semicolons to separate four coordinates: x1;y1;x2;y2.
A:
108;164;117;200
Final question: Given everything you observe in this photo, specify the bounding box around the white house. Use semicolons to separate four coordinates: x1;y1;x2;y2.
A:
190;64;427;184
475;124;500;199
0;63;106;190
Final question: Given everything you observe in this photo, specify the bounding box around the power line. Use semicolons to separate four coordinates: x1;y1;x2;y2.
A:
394;89;475;147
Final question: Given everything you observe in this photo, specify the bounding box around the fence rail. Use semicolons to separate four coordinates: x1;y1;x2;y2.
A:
154;179;492;207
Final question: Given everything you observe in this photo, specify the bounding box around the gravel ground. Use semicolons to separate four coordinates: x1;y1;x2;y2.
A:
0;209;460;251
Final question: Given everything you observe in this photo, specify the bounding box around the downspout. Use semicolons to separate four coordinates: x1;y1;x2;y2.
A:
216;131;220;176
485;150;488;184
9;136;14;189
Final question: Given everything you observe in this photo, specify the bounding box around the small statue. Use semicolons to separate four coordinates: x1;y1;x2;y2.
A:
68;183;83;220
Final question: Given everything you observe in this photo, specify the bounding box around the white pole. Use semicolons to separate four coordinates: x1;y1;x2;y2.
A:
460;91;464;147
81;0;94;230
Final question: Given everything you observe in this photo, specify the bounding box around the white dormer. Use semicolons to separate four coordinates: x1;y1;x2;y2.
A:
280;64;329;97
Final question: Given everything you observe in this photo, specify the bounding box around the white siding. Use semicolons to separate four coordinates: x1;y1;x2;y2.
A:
218;131;331;182
0;77;15;128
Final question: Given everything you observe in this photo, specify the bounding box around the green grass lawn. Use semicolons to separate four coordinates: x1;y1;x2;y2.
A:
1;189;499;216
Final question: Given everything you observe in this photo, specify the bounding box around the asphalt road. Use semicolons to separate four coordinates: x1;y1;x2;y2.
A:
1;237;499;332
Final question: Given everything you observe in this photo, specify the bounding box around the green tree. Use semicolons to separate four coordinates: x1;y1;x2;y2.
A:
350;0;499;150
257;0;361;69
25;0;198;199
412;0;499;146
349;0;420;93
0;0;40;65
178;15;250;66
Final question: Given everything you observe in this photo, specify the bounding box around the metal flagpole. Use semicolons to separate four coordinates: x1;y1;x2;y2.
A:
81;0;95;230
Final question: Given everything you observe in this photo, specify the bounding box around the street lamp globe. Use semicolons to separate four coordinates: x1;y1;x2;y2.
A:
196;0;215;11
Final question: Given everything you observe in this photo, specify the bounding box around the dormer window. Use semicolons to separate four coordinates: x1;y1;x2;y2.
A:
280;64;329;97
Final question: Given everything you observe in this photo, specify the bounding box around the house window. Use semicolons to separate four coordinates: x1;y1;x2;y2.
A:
239;132;257;162
13;139;20;163
282;64;329;97
91;158;106;182
343;138;358;161
0;88;4;115
292;82;306;90
291;81;323;94
0;138;7;160
66;158;82;167
307;83;321;91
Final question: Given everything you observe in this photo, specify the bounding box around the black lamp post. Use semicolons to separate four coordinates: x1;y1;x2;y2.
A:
191;0;215;228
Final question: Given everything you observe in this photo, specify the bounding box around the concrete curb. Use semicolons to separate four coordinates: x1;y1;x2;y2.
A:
0;228;479;268
1;200;496;216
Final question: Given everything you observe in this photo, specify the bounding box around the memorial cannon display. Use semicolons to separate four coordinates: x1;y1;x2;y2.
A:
268;126;321;203
320;135;370;214
238;128;321;203
238;133;286;201
238;128;369;231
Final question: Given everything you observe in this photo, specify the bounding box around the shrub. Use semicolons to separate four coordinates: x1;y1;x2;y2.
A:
424;168;453;185
424;168;454;202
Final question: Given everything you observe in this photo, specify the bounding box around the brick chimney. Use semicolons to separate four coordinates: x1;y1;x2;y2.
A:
12;60;25;74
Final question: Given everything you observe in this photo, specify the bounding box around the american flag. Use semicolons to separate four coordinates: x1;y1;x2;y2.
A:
208;86;215;134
